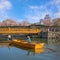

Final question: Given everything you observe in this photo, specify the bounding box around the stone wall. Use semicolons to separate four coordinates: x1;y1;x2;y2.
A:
48;31;60;39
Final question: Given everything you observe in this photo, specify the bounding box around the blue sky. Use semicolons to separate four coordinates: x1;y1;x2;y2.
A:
0;0;60;23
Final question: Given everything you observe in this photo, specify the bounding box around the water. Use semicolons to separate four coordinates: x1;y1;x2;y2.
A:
0;38;60;60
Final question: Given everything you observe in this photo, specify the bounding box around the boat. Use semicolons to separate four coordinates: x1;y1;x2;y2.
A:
9;39;44;49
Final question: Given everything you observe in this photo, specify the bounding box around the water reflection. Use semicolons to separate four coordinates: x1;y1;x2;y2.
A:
0;38;60;60
9;44;44;56
47;38;60;52
0;43;9;47
47;38;60;58
48;38;60;45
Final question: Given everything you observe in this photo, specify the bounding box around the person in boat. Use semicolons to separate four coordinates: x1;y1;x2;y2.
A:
8;35;12;41
26;36;31;43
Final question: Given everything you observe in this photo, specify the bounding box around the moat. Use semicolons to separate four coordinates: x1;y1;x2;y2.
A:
0;38;60;60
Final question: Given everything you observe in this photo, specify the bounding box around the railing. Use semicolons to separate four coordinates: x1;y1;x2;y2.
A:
0;27;41;34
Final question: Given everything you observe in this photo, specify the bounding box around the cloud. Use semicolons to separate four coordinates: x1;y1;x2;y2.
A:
52;0;60;18
54;12;60;18
29;5;47;10
29;6;40;10
49;0;60;18
25;15;41;23
25;4;53;23
0;0;12;20
18;0;28;2
26;0;60;23
25;11;52;23
53;0;60;4
0;0;12;10
51;0;60;11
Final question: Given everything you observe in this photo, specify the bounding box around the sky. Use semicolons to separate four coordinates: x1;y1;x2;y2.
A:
0;0;60;23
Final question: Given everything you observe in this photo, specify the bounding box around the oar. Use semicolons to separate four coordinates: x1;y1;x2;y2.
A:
45;44;56;52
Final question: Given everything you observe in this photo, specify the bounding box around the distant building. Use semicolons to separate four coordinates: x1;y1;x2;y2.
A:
39;19;44;25
39;14;53;26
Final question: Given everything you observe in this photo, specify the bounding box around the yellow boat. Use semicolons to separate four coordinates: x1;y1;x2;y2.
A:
10;39;44;49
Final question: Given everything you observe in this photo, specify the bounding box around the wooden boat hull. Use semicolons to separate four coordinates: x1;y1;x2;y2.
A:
10;40;44;49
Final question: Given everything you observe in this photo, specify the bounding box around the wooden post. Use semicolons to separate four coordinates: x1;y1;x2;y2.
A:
8;27;10;33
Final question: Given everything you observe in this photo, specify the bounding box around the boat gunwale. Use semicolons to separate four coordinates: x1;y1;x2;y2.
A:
10;40;44;49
